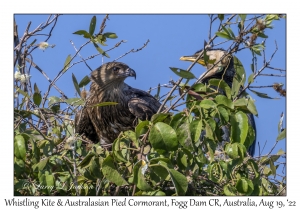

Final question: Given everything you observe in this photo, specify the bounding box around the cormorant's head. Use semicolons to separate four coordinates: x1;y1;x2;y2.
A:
180;49;233;82
91;62;136;87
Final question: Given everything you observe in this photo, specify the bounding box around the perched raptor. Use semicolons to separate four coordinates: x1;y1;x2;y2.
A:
180;49;257;156
75;62;162;146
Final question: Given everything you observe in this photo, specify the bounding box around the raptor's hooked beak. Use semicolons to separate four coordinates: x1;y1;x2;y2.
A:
124;68;136;79
180;55;206;66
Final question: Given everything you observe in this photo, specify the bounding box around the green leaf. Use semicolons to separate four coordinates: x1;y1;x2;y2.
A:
133;160;153;191
200;99;216;109
218;14;224;21
16;87;29;99
170;112;186;130
102;155;128;186
73;30;92;39
190;119;202;143
250;64;254;73
257;32;268;38
45;173;55;194
33;157;49;171
33;92;42;107
177;150;188;169
209;79;231;99
72;73;81;97
248;73;254;84
150;162;169;181
96;35;107;46
65;98;84;106
149;122;178;154
90;157;102;179
151;113;170;124
247;98;258;116
218;106;229;122
48;96;60;107
135;120;149;140
34;83;40;93
233;56;246;86
89;16;96;35
239;14;247;21
226;27;235;39
249;89;276;99
112;137;130;163
215;31;232;40
78;152;95;168
236;177;254;195
247;159;259;179
215;95;234;109
103;32;118;39
93;43;110;58
63;54;71;72
225;143;246;160
90;101;118;107
169;67;196;79
14;135;26;161
230;111;248;144
168;169;188;195
244;124;255;151
269;159;276;176
224;184;237;195
208;163;223;183
276;129;286;141
176;122;193;151
78;75;91;88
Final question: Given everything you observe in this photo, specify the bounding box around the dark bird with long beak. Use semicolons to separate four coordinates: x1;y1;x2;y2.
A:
75;62;162;146
180;49;257;156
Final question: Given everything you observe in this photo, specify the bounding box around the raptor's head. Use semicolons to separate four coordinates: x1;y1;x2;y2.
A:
91;62;136;87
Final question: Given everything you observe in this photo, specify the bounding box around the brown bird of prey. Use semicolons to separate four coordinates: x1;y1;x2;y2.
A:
75;62;162;146
180;49;256;156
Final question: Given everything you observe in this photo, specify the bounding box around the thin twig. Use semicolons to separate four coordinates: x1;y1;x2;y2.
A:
258;74;285;77
70;40;93;71
113;39;150;62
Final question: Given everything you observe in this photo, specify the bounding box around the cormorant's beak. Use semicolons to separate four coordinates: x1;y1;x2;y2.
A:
180;55;206;66
124;68;136;79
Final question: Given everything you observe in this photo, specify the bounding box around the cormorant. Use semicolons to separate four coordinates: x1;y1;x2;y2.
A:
180;49;256;156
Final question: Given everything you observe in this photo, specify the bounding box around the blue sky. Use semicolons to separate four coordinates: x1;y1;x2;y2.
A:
14;14;286;170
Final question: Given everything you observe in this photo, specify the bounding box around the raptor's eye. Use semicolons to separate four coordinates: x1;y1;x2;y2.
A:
113;67;120;72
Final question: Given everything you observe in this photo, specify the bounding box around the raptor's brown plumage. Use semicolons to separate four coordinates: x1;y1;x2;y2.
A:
75;62;161;146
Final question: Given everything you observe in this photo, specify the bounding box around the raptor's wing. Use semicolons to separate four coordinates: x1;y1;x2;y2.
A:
74;108;99;143
126;87;162;121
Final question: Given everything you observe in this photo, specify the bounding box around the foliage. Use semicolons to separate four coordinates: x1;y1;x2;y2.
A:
14;14;286;196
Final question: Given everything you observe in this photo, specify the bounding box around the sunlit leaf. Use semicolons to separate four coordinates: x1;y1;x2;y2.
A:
102;155;128;186
103;32;118;39
133;160;152;191
215;31;232;40
14;135;26;161
169;67;196;79
149;122;178;154
168;169;188;195
90;101;118;107
72;73;81;96
276;129;286;141
236;177;254;195
73;30;92;39
215;95;234;109
250;89;277;99
230;111;248;144
78;75;91;88
63;54;71;72
89;16;96;35
33;92;42;107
